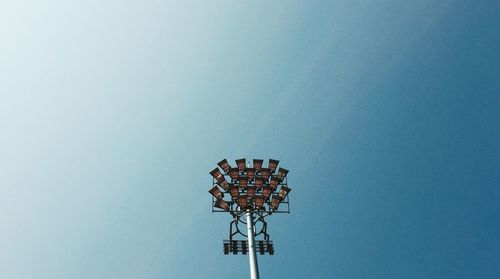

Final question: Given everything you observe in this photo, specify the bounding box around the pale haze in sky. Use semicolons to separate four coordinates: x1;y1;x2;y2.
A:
0;1;499;278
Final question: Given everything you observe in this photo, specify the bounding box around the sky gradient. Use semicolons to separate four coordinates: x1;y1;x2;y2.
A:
1;1;499;278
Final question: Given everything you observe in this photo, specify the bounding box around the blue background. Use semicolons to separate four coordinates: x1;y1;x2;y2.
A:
1;1;499;278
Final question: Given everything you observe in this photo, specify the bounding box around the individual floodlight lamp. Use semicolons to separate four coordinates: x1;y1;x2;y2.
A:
258;241;265;255
261;168;271;180
218;159;231;173
268;159;279;173
262;186;272;199
254;195;265;209
229;184;240;199
242;240;248;255
247;186;256;198
238;195;248;209
209;158;293;279
239;177;249;188
232;241;238;255
210;168;224;182
254;177;264;189
214;199;230;211
270;195;282;211
209;186;224;199
253;159;263;171
211;168;229;190
270;177;280;190
236;158;246;171
229;168;239;180
246;168;255;181
217;179;230;190
277;167;289;181
268;243;274;255
278;186;291;200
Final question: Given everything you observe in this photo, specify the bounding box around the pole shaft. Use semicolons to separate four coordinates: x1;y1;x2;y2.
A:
246;210;260;279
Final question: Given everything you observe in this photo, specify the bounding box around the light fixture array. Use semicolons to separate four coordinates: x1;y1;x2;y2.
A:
209;158;291;214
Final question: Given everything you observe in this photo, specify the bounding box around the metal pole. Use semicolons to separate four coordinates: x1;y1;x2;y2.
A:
246;210;260;279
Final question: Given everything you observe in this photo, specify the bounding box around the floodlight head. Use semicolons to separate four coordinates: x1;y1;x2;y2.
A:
278;186;291;199
239;177;249;188
217;159;231;173
261;168;271;180
217;179;229;190
254;195;265;209
246;168;255;181
232;241;238;255
209;186;224;199
277;167;289;180
262;186;272;199
268;159;279;173
242;241;248;255
238;195;248;209
229;184;239;199
246;186;256;198
270;176;280;190
258;241;265;255
210;168;223;181
254;177;264;189
268;243;274;255
270;195;282;210
235;158;246;171
214;199;230;211
253;159;263;171
229;168;239;180
231;241;238;255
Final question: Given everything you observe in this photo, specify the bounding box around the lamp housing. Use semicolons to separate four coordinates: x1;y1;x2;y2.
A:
268;159;279;173
270;177;280;190
270;195;282;210
262;186;272;199
214;199;230;211
254;177;264;189
229;168;239;180
253;159;263;171
210;168;223;182
261;168;271;180
238;195;248;209
277;167;289;181
278;186;291;199
239;177;248;188
254;195;265;209
209;186;224;199
229;184;239;198
217;159;231;173
246;186;256;198
235;158;246;171
246;168;255;181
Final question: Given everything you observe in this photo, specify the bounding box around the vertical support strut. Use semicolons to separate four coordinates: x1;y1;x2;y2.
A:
246;210;260;279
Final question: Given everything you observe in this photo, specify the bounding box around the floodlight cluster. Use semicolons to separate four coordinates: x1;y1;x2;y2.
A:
209;158;291;213
223;240;274;255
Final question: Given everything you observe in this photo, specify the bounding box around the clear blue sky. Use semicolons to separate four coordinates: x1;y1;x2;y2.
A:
1;1;499;278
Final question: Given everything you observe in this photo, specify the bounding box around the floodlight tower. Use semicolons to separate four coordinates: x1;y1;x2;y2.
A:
209;158;291;279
